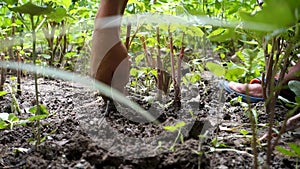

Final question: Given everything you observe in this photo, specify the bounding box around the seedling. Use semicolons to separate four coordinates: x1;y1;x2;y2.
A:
0;113;19;130
276;143;300;168
239;129;250;136
164;121;186;151
210;137;227;148
4;76;21;114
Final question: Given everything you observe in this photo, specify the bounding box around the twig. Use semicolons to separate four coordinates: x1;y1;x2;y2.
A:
177;32;185;90
156;26;163;99
265;38;277;166
140;36;152;67
168;25;180;108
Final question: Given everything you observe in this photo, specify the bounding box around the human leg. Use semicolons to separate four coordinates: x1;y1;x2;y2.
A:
225;59;300;101
91;0;129;100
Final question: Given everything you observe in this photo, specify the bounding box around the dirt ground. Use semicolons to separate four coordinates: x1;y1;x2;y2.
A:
0;73;299;169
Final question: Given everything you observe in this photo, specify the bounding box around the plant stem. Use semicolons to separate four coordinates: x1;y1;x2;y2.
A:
177;32;185;90
246;45;258;169
156;26;162;99
0;53;5;92
125;18;131;50
264;38;277;167
141;36;152;67
168;25;180;108
31;15;41;148
249;109;258;169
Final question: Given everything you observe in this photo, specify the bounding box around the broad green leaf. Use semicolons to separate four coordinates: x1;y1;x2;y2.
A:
239;0;300;31
65;52;77;58
27;115;48;121
44;0;71;9
184;72;201;83
239;129;249;135
218;143;227;148
289;80;300;97
164;125;177;132
207;28;226;38
211;137;218;147
8;114;19;122
135;54;144;66
295;96;300;104
208;28;235;42
10;76;16;80
130;68;139;77
10;2;54;16
46;7;67;22
189;26;204;37
175;121;186;128
288;143;300;156
0;121;8;129
176;6;185;15
1;0;18;5
29;104;49;115
276;146;295;157
206;62;225;77
240;40;258;45
0;91;7;97
225;68;245;81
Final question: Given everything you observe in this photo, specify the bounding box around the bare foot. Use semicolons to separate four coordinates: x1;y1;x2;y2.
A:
228;82;263;98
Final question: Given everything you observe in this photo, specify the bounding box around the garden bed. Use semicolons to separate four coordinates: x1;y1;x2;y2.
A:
0;74;298;169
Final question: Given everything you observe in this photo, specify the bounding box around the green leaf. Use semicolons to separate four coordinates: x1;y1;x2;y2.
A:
46;7;67;22
10;76;16;80
189;26;204;37
276;146;296;157
135;54;144;65
207;28;226;38
288;143;300;156
289;80;300;97
218;143;227;148
175;121;186;128
29;104;49;115
27;115;48;121
1;0;18;5
239;0;300;31
251;109;258;125
206;62;225;77
130;68;139;77
164;125;177;132
240;40;258;45
8;114;19;122
225;68;245;81
0;121;8;129
208;28;235;42
44;0;71;9
10;2;54;16
0;91;7;97
184;72;201;83
211;137;218;147
239;129;249;135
